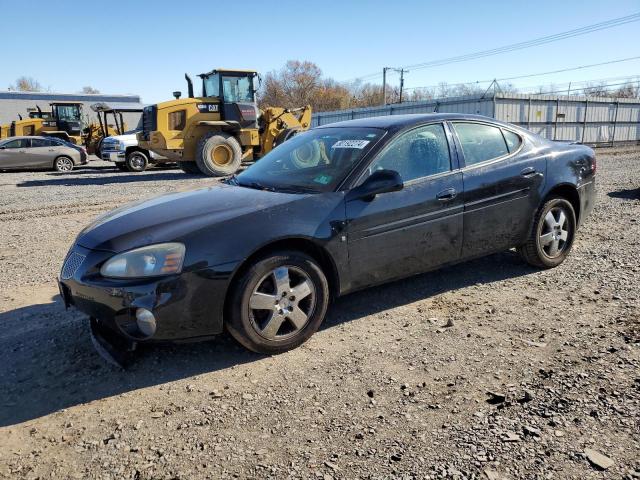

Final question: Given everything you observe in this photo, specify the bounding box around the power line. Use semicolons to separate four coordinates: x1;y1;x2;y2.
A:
403;56;640;91
347;12;640;82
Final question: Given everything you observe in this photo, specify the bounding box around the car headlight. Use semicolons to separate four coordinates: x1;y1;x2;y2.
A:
100;243;185;279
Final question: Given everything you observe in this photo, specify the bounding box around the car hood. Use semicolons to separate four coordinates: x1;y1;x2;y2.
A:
76;183;304;252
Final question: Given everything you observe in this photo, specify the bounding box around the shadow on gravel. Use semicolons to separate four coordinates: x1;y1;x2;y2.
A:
0;250;534;427
16;171;204;187
608;187;640;200
325;249;534;330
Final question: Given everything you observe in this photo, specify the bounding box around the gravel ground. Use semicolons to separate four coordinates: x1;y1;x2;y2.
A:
0;152;638;479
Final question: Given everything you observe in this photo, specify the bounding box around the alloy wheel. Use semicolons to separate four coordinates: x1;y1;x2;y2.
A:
129;153;146;171
539;206;570;258
56;157;73;172
248;266;316;340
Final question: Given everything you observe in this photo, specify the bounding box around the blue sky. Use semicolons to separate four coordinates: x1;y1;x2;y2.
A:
1;0;639;103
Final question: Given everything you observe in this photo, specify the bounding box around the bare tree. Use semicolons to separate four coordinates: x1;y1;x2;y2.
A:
81;86;101;94
614;81;640;98
11;76;43;92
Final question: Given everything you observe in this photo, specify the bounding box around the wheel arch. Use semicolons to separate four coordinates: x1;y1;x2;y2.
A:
223;237;341;320
125;146;149;159
543;183;581;224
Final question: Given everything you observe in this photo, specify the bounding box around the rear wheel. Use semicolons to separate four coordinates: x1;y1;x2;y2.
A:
54;156;74;172
196;132;242;176
125;151;148;172
178;161;202;174
518;197;576;268
226;251;330;354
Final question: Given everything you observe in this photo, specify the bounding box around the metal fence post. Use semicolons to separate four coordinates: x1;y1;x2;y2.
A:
581;99;588;144
553;98;560;140
527;97;532;130
611;100;619;146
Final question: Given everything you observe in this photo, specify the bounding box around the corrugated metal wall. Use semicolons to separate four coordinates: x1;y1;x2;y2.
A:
312;93;640;145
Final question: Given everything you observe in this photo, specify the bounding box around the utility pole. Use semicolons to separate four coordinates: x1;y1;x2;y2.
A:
382;67;389;106
399;69;406;103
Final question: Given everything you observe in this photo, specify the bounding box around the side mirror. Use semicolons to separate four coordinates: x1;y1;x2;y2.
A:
347;169;403;201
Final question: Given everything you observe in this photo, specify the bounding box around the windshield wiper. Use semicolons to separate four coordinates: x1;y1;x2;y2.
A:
225;174;239;186
237;180;276;192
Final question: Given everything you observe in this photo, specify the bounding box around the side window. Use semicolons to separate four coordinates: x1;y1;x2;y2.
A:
502;129;522;153
31;138;49;148
453;123;508;166
2;140;22;149
168;110;186;131
367;123;451;182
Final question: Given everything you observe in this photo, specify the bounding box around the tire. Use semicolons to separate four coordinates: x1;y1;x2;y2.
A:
196;132;242;176
178;161;202;174
54;156;74;172
517;197;576;269
226;251;330;354
125;150;149;172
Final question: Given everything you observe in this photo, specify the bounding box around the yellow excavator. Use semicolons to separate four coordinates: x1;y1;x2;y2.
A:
137;68;312;175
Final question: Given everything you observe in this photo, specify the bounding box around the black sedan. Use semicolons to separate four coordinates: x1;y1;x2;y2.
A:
59;114;596;365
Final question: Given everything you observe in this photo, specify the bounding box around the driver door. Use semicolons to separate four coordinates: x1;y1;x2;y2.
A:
345;123;463;290
0;138;30;169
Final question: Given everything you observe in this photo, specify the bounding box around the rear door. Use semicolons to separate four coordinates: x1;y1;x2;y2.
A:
0;138;30;169
450;121;546;258
28;138;57;168
345;122;464;290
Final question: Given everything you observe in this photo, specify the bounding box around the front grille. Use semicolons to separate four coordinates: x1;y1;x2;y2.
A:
61;252;86;280
141;105;157;140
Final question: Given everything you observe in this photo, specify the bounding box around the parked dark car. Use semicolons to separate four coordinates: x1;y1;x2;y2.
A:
0;136;88;172
59;114;596;365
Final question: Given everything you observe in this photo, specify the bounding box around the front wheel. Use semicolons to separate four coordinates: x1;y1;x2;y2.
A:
196;132;242;176
54;156;74;172
125;151;149;172
226;251;330;354
517;197;576;268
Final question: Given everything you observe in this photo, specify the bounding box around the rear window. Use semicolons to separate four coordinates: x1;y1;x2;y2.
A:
453;122;509;166
502;129;522;152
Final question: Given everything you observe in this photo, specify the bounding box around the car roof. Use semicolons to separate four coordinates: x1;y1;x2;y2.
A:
315;113;515;131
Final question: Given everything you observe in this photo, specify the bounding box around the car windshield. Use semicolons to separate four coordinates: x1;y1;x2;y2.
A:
233;127;385;193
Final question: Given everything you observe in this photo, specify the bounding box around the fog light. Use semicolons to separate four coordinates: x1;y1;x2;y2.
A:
135;308;156;337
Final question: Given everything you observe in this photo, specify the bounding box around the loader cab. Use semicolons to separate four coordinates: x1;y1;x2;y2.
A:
199;69;258;128
51;102;83;136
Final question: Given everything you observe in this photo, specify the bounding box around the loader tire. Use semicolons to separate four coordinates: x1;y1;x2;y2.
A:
178;161;202;174
196;132;242;177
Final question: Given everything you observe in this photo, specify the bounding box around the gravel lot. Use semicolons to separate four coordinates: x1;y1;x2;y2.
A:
0;152;638;480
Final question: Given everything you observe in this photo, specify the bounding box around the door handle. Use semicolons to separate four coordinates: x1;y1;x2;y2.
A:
521;167;538;178
437;187;457;201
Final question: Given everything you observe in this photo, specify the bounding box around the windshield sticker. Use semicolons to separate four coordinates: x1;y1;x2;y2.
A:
313;174;332;185
331;139;370;149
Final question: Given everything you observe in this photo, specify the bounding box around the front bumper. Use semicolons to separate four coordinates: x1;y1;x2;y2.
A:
102;150;125;162
59;245;233;344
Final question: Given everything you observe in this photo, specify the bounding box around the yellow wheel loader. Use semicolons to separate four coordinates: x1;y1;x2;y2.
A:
12;102;85;144
137;69;312;176
0;124;11;139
